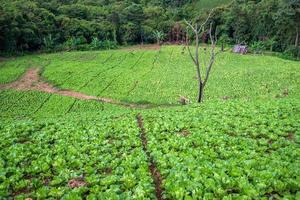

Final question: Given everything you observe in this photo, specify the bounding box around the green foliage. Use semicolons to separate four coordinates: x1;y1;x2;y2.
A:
152;30;165;44
90;38;118;50
0;46;299;198
0;0;299;58
250;41;266;54
212;0;300;59
1;46;299;104
0;102;155;198
43;34;55;50
264;37;277;52
142;99;300;199
283;45;300;60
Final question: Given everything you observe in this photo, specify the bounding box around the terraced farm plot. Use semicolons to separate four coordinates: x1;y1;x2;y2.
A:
0;45;299;199
142;99;300;199
0;115;156;199
1;46;299;105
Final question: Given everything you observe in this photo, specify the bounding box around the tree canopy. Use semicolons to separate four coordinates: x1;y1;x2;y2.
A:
0;0;299;58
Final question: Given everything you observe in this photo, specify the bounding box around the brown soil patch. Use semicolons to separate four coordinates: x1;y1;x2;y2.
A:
179;129;190;137
43;178;52;186
0;57;9;62
122;44;161;51
282;89;289;96
222;96;230;100
12;188;31;197
0;68;101;100
137;114;164;200
103;168;112;175
68;178;87;189
287;133;295;141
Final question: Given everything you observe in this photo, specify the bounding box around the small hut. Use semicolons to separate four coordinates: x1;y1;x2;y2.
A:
233;45;248;54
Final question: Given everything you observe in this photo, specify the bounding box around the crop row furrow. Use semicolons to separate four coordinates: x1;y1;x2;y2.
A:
79;54;128;90
32;94;53;115
137;114;164;200
3;93;26;112
126;81;139;96
57;53;115;87
129;52;145;69
141;49;161;78
97;51;144;96
65;99;77;114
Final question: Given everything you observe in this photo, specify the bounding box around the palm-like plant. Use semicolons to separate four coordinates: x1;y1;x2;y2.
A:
153;30;165;45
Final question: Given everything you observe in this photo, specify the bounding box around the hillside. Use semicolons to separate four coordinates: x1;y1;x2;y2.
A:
191;0;232;10
1;0;299;59
0;46;299;199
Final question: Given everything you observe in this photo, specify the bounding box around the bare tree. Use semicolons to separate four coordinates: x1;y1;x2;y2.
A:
184;10;218;103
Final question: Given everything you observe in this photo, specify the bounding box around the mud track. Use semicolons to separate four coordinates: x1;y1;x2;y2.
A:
0;68;178;109
122;44;161;51
137;114;164;199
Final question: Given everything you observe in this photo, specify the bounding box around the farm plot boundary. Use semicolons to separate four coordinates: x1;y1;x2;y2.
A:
0;68;179;109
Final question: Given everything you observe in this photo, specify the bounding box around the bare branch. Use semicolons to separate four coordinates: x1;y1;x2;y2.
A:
198;9;215;33
184;19;197;33
214;26;218;45
203;23;216;88
187;45;197;65
203;55;215;87
203;45;207;71
209;23;214;46
185;26;197;66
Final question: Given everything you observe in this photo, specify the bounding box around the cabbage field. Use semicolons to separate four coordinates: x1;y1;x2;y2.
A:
0;46;299;199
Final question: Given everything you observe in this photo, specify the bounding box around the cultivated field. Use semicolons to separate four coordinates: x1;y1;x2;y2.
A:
0;46;299;199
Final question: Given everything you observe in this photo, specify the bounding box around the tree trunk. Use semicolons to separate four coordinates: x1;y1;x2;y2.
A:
113;28;117;44
198;82;204;103
141;33;144;45
295;27;299;47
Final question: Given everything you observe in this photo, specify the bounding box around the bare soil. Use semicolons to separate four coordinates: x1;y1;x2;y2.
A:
287;133;295;141
137;114;164;200
0;57;9;62
68;178;87;189
122;44;161;51
179;129;190;137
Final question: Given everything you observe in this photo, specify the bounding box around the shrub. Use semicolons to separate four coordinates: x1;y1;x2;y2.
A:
43;34;55;50
250;41;265;54
89;38;117;50
263;37;276;52
283;46;300;60
63;36;87;50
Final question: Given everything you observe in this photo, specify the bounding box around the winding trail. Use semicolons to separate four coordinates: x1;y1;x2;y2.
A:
0;68;178;109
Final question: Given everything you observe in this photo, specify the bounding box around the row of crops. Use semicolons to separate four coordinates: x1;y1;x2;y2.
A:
0;46;299;199
1;46;299;105
0;88;299;199
142;99;300;199
0;113;156;199
0;90;127;120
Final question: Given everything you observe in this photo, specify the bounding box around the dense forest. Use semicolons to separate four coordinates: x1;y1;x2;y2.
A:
0;0;299;58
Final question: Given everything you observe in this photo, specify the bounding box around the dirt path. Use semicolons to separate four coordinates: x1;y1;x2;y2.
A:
0;68;178;109
137;114;164;199
121;44;161;51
